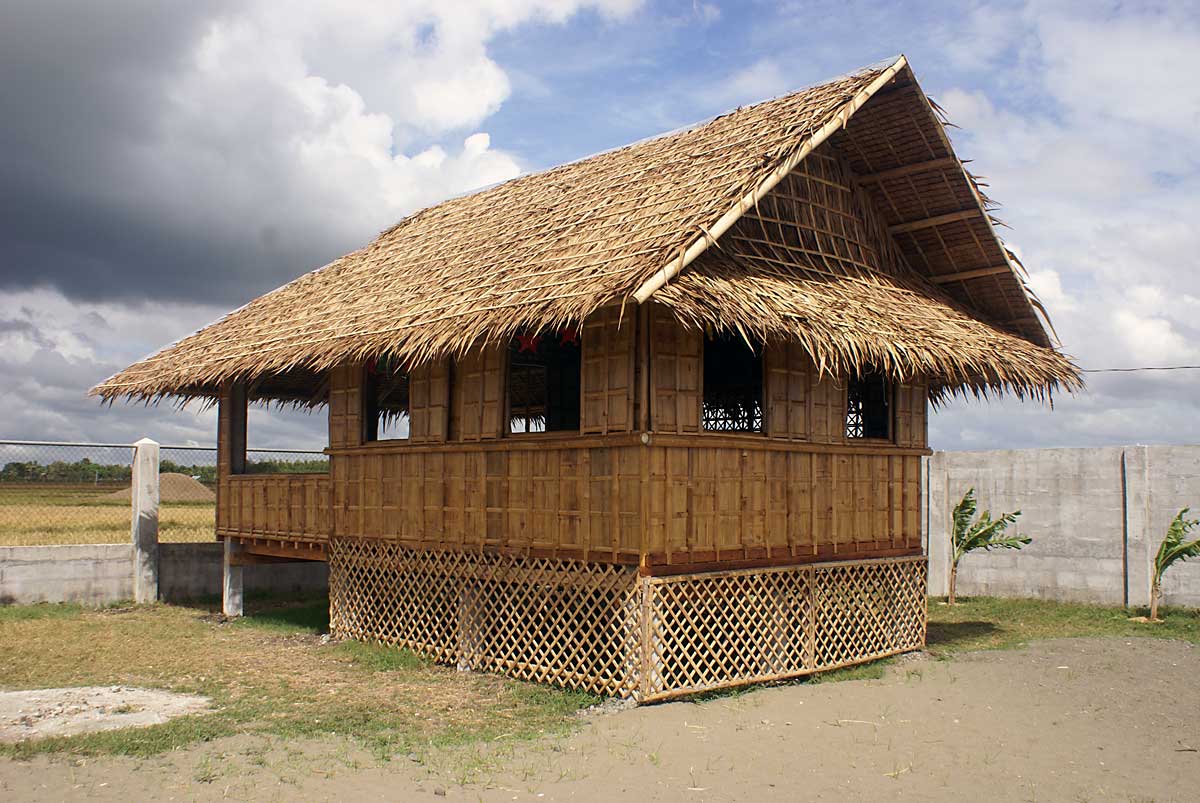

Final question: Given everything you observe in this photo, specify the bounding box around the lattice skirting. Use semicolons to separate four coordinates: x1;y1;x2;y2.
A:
328;539;926;702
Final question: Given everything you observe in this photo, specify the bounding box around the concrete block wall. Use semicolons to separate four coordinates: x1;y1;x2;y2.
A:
927;445;1200;608
0;542;327;606
0;544;134;605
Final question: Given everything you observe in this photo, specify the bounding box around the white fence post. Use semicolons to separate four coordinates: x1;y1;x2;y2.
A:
130;437;160;603
223;539;244;617
924;451;951;598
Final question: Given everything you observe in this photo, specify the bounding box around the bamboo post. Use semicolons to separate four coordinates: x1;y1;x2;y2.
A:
637;303;650;432
130;437;160;604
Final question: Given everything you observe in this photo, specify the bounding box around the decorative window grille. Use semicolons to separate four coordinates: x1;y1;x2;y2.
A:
363;356;410;441
508;329;581;433
702;332;763;433
845;372;891;439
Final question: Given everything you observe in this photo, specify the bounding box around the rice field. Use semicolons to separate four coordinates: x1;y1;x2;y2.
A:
0;484;215;546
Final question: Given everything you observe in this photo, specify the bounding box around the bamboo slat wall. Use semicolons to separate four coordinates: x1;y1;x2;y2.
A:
643;441;922;569
409;360;449;444
649;305;702;435
328;364;361;449
220;304;928;567
581;307;636;435
450;346;505;441
216;473;332;542
328;441;644;563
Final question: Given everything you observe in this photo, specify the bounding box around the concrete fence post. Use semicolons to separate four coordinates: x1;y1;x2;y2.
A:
130;437;160;603
1123;445;1154;609
925;452;951;598
223;539;244;617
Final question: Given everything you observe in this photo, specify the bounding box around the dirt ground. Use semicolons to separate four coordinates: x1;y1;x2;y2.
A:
2;637;1197;802
0;687;211;743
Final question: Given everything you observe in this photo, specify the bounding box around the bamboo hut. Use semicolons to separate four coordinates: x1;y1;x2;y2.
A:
94;56;1080;702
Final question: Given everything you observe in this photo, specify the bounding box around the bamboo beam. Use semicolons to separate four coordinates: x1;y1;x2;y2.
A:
928;264;1012;284
856;157;958;183
888;208;977;235
637;303;650;431
630;55;909;304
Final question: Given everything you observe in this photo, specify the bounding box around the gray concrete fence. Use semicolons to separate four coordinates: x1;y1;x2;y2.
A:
5;440;1200;609
0;438;326;607
0;542;328;606
926;445;1200;608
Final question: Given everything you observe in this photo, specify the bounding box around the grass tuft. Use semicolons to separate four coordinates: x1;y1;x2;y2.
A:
334;641;426;672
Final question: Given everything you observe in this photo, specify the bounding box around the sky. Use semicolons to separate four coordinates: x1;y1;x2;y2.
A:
0;0;1197;452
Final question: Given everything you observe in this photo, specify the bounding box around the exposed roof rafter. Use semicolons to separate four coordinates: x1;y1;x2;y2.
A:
888;209;978;235
928;264;1012;284
857;157;958;183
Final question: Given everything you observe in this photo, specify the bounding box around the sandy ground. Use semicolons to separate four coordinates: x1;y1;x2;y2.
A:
2;637;1198;802
0;687;210;743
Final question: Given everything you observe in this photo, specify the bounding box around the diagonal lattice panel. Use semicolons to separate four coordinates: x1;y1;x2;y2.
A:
640;556;926;701
643;567;813;696
329;540;925;702
328;538;642;697
812;558;927;670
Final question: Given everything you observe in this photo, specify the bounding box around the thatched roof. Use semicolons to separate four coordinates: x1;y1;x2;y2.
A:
93;55;1080;404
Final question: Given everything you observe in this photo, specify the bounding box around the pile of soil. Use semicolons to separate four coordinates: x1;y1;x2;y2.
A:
104;472;215;503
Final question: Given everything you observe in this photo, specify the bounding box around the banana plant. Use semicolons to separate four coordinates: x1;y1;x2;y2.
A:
949;488;1030;604
1150;508;1200;621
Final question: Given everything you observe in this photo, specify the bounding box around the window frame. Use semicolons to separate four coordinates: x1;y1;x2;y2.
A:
361;357;412;444
504;328;583;437
843;371;895;443
700;331;766;435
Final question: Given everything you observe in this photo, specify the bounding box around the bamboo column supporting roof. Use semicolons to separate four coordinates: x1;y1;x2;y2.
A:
92;56;1081;405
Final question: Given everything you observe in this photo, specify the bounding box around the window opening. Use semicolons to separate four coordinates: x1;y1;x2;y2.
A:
702;332;763;432
507;329;581;433
845;372;891;439
363;356;410;441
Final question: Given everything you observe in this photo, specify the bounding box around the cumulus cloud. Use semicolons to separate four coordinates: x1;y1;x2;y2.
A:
695;58;791;110
930;0;1200;449
0;0;641;307
1;0;1196;453
0;0;641;443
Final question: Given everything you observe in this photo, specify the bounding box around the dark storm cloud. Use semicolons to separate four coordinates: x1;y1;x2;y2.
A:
0;0;346;307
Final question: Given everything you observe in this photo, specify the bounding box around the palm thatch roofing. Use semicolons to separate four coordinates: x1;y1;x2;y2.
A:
93;55;1080;405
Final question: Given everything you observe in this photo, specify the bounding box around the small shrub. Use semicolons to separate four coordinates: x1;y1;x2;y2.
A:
1150;508;1200;621
949;488;1029;604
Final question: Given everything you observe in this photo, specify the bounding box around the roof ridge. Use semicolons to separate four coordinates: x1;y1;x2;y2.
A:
377;56;905;241
631;55;909;303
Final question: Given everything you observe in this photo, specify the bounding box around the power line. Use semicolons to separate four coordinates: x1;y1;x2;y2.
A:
1082;365;1200;373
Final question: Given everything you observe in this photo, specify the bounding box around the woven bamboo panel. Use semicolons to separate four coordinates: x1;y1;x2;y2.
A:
328;538;642;696
640;556;926;701
811;557;927;670
329;542;925;702
641;566;813;697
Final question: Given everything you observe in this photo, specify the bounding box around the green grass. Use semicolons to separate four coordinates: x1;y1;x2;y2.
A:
926;596;1200;655
0;595;598;761
335;641;427;672
689;595;1200;703
4;594;1198;762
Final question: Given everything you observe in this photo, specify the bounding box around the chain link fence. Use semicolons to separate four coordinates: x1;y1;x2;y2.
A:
0;441;327;546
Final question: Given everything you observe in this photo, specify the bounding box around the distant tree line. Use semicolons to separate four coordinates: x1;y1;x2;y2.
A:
0;456;328;484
